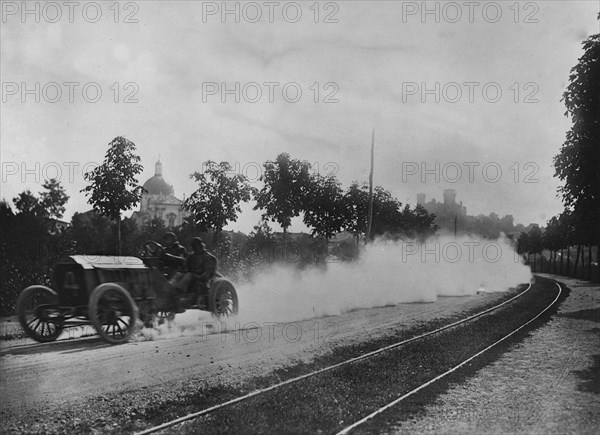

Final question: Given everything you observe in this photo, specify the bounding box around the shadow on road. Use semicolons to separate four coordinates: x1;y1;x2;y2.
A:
0;336;111;356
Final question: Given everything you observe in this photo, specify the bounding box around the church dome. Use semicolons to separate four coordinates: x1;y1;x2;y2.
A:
143;160;174;196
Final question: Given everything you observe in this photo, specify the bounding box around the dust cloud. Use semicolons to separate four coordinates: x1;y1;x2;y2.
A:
135;235;532;340
234;234;532;324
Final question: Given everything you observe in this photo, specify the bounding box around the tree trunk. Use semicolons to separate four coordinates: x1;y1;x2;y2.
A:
597;245;600;283
553;250;557;274
588;244;593;281
117;216;121;256
559;248;563;275
580;245;585;278
533;252;536;272
574;244;581;278
566;245;571;277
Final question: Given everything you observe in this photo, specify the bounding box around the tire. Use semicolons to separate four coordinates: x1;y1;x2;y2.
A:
89;283;138;344
210;279;239;320
17;285;63;343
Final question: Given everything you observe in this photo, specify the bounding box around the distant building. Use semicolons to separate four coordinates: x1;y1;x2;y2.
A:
47;218;69;235
417;189;467;220
132;159;189;228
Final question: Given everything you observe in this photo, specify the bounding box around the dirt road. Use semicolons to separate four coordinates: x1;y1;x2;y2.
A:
0;291;511;433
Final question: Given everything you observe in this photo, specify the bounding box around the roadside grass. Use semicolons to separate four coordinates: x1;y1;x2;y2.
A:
0;317;25;341
144;277;566;434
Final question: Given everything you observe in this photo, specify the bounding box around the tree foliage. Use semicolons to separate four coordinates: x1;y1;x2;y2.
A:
1;182;71;315
401;204;438;241
526;225;544;255
554;27;600;244
13;190;41;216
342;182;437;241
81;136;145;221
342;181;370;240
253;153;311;234
81;136;144;254
40;179;69;219
8;179;70;240
302;173;346;239
183;161;254;238
11;179;69;220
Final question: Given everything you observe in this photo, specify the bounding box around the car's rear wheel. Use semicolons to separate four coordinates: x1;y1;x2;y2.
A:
210;279;238;320
17;285;63;342
89;283;138;344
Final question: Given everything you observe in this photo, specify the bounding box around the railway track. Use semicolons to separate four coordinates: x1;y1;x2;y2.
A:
337;280;562;434
135;278;563;435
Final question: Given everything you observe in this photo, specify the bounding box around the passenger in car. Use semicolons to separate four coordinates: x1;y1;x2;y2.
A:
175;237;217;295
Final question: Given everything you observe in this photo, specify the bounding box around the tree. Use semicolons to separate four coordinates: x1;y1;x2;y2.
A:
11;179;70;237
2;182;70;315
554;21;600;280
40;178;69;219
13;190;42;216
81;136;144;255
183;161;254;243
544;216;563;273
344;182;400;242
369;186;403;238
0;199;15;230
140;217;168;245
302;173;346;240
71;211;115;254
527;225;544;272
517;231;529;261
342;182;370;243
342;182;437;242
248;219;276;244
401;204;438;241
254;153;311;242
556;211;574;276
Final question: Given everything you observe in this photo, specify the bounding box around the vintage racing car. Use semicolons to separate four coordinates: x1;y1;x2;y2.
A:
16;241;238;344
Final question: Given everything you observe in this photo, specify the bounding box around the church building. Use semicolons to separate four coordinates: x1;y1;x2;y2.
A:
132;160;189;228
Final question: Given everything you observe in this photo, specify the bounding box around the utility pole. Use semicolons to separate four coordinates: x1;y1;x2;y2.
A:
366;129;375;244
454;214;457;239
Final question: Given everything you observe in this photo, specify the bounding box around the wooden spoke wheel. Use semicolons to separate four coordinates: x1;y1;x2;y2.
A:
89;284;138;344
17;285;63;343
211;279;239;320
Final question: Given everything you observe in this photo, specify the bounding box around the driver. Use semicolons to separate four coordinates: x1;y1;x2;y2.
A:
161;232;187;276
175;237;217;297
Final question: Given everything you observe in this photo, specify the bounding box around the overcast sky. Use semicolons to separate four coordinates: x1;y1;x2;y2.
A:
2;1;599;233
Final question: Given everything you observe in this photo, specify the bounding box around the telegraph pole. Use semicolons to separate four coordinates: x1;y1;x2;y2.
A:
366;129;375;244
454;215;458;239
